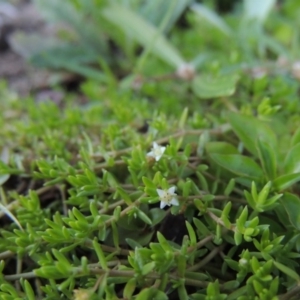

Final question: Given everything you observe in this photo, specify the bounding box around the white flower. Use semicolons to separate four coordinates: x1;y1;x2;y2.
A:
147;142;166;161
156;186;179;209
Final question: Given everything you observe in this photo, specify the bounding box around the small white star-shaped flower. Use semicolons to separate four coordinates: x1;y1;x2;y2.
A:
147;142;166;161
157;186;179;209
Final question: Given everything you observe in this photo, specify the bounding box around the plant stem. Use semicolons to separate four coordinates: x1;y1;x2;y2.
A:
4;264;229;289
91;127;227;160
0;250;14;259
207;210;236;232
186;235;214;254
279;285;300;300
187;244;225;272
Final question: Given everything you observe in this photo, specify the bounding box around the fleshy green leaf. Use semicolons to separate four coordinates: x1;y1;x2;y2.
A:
273;261;300;281
136;209;152;225
135;287;155;300
22;280;35;300
186;221;197;246
123;278;136;299
273;172;300;191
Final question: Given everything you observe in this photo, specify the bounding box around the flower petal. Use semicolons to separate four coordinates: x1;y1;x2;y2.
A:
153;142;159;149
156;189;165;198
155;154;162;161
170;198;179;206
147;151;154;157
168;186;176;194
160;201;167;209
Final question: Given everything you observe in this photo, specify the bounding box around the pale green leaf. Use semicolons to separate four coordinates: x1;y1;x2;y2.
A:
244;0;276;23
140;0;191;33
192;74;238;99
191;3;232;36
0;203;23;231
102;4;185;68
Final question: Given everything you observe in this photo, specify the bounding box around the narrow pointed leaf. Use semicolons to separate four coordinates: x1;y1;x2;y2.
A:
273;172;300;191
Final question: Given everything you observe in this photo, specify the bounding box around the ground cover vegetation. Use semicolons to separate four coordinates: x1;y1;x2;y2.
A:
1;0;300;299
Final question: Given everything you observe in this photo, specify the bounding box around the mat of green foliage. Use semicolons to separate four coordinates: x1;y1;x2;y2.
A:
1;1;300;299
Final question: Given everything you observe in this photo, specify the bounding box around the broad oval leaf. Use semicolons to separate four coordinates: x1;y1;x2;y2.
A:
284;143;300;174
149;208;166;226
205;142;239;155
210;154;264;180
192;74;238;99
228;112;277;157
280;193;300;230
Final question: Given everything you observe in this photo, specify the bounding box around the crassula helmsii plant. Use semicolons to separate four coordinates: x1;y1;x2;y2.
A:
2;0;300;299
1;69;300;300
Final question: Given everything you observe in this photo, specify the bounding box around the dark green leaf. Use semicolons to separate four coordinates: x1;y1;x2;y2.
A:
280;193;300;230
228;112;277;157
136;209;152;225
256;138;277;179
205;142;239;155
284;143;300;174
273;172;300;191
274;261;300;281
149;208;166;226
